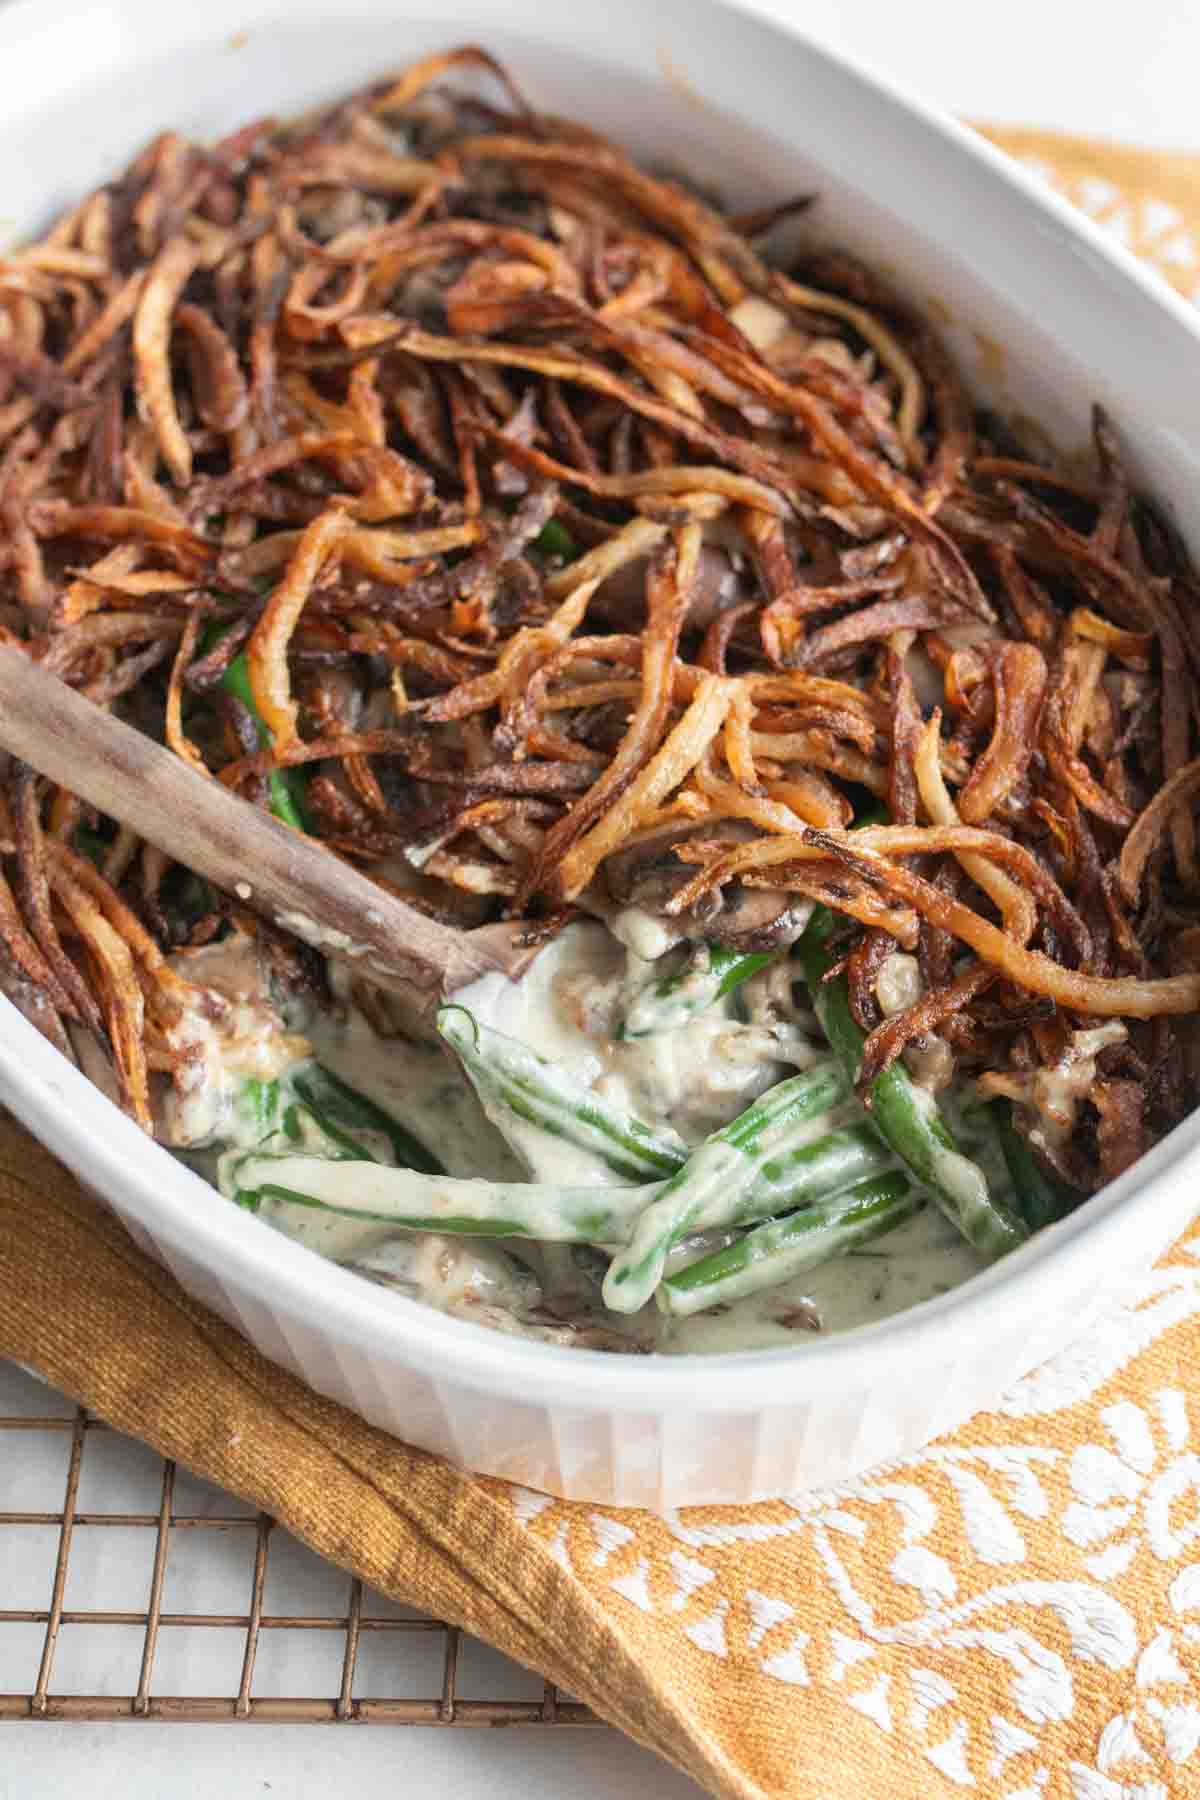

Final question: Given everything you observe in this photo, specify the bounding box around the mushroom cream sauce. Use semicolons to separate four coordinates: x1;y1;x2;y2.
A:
199;922;987;1354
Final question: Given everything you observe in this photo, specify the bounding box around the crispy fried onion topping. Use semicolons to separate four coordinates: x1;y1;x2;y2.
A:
0;46;1197;1180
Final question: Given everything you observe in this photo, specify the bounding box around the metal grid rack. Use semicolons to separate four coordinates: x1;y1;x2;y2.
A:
0;1367;597;1727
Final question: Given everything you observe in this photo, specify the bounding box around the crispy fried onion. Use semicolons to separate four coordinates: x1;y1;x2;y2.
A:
1092;1079;1148;1184
858;962;995;1089
245;507;351;748
671;830;1200;1015
517;524;700;904
914;713;1037;945
47;863;151;1128
555;674;734;901
1118;756;1200;906
132;237;200;488
1;44;1199;1171
957;642;1047;824
7;766;105;1034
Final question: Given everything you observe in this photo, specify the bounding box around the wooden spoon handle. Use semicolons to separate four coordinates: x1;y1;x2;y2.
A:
0;645;533;1002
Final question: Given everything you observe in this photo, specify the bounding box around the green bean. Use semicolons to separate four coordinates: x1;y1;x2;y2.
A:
602;1059;850;1312
532;518;578;562
72;824;110;867
231;1113;893;1245
235;1076;284;1139
222;1097;365;1207
618;943;774;1039
659;1171;918;1316
222;1063;444;1208
795;914;1026;1258
286;1100;379;1160
220;1079;281;1209
748;1119;895;1216
993;1102;1077;1231
220;651;311;833
437;1004;687;1181
228;1156;658;1241
291;1064;443;1174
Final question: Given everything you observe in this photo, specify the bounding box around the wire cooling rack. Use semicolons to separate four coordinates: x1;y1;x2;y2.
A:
0;1362;596;1727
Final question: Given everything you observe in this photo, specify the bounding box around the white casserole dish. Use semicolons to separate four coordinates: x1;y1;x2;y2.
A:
2;0;1198;1510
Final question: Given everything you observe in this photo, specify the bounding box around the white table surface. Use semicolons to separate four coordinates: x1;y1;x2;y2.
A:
2;2;1198;1795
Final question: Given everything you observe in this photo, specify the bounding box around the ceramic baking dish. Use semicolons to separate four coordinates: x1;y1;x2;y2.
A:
1;0;1198;1508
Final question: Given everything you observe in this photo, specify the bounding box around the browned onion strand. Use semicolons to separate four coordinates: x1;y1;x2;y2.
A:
0;49;1196;1192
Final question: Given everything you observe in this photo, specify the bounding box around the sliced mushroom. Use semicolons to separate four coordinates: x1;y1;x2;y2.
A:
708;884;811;952
604;818;746;912
592;544;751;633
604;819;806;950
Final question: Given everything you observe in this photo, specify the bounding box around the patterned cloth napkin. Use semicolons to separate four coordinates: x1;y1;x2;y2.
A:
2;130;1200;1800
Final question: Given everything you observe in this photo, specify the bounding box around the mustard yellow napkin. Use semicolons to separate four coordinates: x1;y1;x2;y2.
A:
3;132;1200;1799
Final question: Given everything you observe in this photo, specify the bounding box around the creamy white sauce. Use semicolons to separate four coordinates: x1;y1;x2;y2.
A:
660;1204;983;1352
307;999;522;1181
1030;1024;1127;1154
876;952;922;1018
872;953;957;1094
607;904;683;962
158;937;311;1148
983;1022;1127;1159
461;922;811;1174
163;922;993;1354
257;1198;399;1266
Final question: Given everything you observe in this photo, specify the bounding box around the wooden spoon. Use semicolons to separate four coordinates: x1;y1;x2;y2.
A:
0;645;540;1005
